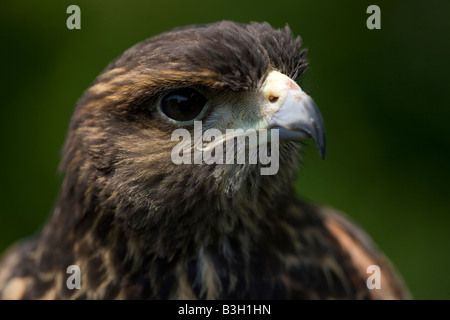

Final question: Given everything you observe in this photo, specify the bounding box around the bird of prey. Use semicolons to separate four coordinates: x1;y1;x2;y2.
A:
0;21;409;299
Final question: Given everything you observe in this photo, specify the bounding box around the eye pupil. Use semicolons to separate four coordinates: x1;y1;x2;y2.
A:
160;88;207;122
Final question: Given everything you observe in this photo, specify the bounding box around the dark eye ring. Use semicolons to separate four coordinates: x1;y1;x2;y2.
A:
158;88;208;123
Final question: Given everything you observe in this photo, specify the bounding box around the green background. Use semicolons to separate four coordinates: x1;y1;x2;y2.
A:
0;0;449;299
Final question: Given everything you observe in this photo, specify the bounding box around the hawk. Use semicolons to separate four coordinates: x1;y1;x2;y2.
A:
0;21;409;299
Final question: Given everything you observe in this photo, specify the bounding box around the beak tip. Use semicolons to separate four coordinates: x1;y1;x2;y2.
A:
320;149;326;160
311;125;326;160
317;139;326;160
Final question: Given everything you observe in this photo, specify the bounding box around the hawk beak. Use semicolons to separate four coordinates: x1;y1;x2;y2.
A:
264;71;327;159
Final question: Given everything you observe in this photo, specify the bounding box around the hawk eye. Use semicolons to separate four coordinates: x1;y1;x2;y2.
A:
159;88;207;122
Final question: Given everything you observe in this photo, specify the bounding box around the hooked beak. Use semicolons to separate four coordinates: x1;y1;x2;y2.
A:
263;71;326;159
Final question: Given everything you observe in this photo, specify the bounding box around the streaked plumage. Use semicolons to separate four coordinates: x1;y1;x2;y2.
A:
0;21;409;299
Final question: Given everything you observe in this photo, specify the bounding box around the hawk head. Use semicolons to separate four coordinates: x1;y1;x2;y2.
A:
60;21;325;259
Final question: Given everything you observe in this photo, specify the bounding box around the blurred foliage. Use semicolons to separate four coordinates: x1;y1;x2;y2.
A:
0;0;449;299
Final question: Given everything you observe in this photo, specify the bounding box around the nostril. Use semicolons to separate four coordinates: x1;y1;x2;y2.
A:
269;95;279;103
